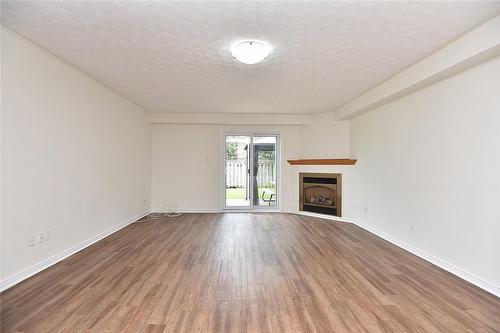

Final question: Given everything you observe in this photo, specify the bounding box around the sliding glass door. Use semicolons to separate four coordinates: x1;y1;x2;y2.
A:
224;134;279;209
252;136;277;207
224;135;251;207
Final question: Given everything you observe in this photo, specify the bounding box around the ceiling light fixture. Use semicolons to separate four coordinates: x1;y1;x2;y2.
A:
231;40;271;65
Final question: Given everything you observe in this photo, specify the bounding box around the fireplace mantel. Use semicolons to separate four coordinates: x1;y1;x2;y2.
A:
287;159;357;165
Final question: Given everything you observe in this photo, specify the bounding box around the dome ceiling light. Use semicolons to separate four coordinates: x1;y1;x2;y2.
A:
231;40;271;65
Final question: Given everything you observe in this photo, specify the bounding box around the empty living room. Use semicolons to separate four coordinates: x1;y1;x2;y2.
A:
2;1;500;332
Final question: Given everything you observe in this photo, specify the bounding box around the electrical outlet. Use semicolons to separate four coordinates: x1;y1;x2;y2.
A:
28;234;36;247
38;232;45;244
410;224;415;232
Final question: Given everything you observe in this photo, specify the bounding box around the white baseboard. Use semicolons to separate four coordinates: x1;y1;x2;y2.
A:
291;211;500;298
177;209;221;213
223;209;282;213
354;221;500;298
0;211;150;293
153;209;222;214
153;209;282;214
291;210;355;224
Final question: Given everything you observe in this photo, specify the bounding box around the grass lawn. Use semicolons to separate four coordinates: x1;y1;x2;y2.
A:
226;187;275;200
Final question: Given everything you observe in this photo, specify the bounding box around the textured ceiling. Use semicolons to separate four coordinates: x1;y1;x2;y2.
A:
2;1;499;114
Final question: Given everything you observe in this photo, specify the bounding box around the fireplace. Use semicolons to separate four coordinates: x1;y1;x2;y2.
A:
299;173;342;217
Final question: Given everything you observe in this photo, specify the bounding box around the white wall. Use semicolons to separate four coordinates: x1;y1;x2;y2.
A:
151;124;301;212
150;111;352;215
350;55;500;292
1;29;151;285
292;111;354;219
299;112;350;158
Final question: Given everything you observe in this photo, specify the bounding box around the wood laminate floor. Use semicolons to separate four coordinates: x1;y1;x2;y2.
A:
1;213;499;332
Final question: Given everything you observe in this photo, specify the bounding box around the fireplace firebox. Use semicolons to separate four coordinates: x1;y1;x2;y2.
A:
299;173;342;217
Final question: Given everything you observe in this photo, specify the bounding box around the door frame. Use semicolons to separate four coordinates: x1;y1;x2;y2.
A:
221;131;281;211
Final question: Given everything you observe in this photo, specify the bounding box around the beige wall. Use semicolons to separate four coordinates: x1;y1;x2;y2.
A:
350;55;500;292
299;112;350;158
151;124;302;212
1;30;151;283
149;109;352;214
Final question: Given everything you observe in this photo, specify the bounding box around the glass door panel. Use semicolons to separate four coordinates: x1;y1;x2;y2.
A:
252;136;277;207
224;135;251;207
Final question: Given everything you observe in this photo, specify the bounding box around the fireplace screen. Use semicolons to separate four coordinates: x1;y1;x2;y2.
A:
304;185;336;207
300;173;341;217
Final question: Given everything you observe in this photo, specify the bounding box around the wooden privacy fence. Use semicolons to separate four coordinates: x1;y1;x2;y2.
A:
226;159;275;188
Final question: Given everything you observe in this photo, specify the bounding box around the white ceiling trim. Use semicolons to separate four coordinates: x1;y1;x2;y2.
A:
335;15;500;120
148;112;312;126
